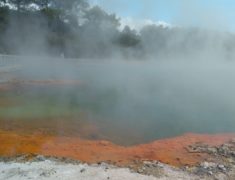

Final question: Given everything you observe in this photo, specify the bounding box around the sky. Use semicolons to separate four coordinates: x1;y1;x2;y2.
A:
89;0;235;31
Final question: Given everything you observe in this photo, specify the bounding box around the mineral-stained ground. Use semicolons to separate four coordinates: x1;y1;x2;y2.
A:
0;130;235;179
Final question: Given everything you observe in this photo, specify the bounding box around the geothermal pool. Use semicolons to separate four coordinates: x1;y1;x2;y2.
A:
0;61;235;145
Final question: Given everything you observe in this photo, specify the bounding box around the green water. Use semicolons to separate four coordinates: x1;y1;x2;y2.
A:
1;61;235;145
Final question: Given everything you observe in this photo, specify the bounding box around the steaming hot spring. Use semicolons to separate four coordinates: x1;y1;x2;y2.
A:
0;58;234;180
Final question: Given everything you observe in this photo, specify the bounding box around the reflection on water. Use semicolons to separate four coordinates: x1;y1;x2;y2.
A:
0;61;235;145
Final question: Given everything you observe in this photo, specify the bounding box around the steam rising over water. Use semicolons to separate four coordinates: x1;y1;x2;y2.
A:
1;59;234;145
77;60;235;144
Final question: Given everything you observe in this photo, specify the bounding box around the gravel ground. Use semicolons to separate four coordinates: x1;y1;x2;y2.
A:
0;160;156;180
0;160;200;180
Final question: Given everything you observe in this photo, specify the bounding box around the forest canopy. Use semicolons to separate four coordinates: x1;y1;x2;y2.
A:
0;0;234;60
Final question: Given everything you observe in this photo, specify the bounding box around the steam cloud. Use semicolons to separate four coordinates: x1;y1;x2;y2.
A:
0;0;235;145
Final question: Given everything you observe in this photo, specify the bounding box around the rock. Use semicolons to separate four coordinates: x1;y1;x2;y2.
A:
217;164;226;172
39;169;56;177
100;162;108;167
152;163;158;168
214;173;228;180
137;169;144;173
15;155;27;162
218;144;230;156
143;161;152;167
80;168;86;173
207;147;218;154
208;171;213;175
157;163;164;168
227;158;234;163
35;155;46;161
201;162;217;169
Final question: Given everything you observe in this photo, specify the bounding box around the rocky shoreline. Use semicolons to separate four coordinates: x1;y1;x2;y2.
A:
0;156;233;180
127;138;235;179
0;132;235;179
0;138;234;180
0;156;201;180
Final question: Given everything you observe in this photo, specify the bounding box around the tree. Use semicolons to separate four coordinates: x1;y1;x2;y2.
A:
83;6;119;28
117;26;140;47
76;6;121;58
34;0;49;9
8;0;33;11
43;0;89;28
0;0;7;7
51;0;88;10
49;0;88;17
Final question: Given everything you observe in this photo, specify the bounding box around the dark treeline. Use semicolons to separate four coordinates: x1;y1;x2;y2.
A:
0;0;235;60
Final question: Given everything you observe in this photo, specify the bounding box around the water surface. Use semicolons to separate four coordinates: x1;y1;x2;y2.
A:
0;60;235;145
